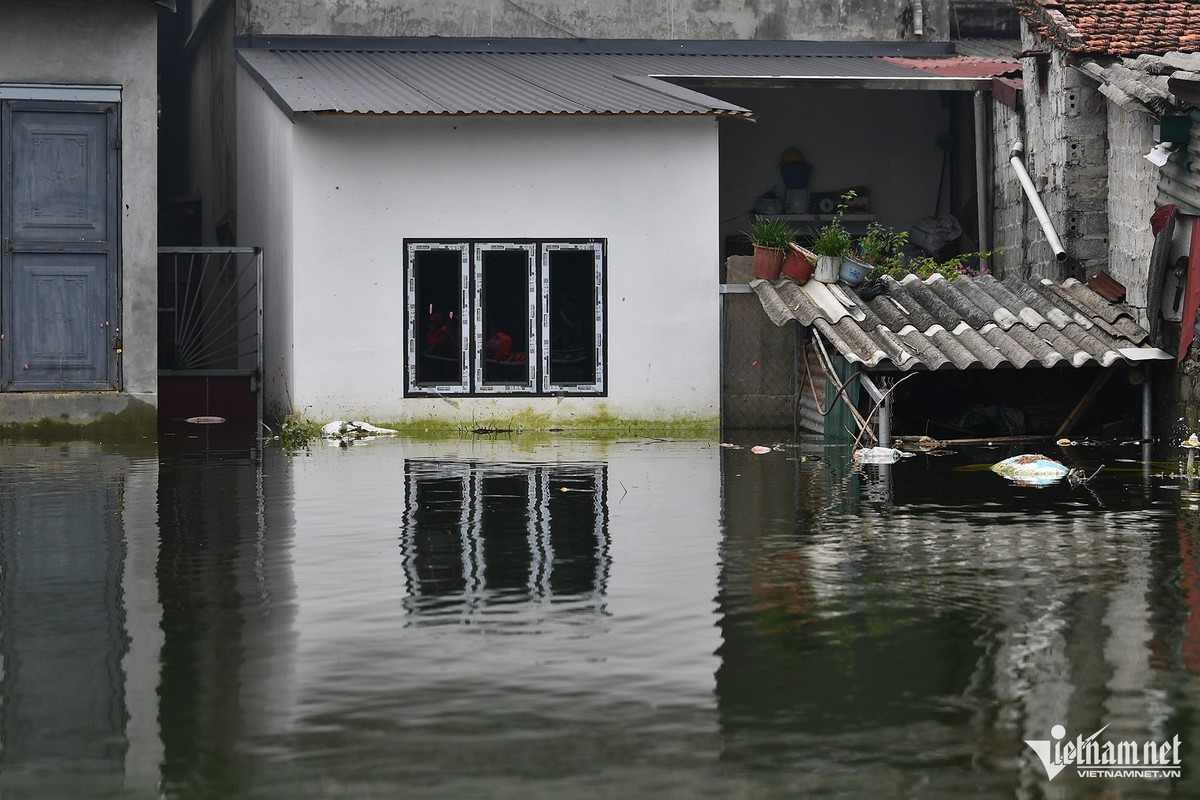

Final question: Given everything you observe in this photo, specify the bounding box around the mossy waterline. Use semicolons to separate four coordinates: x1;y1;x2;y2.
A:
269;408;720;451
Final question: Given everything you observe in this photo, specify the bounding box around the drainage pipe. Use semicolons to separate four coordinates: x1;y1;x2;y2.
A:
1008;141;1068;262
973;92;991;272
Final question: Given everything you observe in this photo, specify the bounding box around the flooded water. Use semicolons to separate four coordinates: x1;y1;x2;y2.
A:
1;433;1199;798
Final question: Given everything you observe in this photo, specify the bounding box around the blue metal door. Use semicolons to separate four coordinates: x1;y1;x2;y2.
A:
1;101;118;390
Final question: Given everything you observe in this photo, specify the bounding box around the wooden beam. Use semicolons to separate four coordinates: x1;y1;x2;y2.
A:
1055;369;1115;438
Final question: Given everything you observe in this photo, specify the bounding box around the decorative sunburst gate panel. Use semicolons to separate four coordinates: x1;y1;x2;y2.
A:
157;247;263;432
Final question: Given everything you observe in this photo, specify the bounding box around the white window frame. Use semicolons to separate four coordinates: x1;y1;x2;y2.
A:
405;239;606;397
541;241;606;395
405;242;470;395
473;242;537;395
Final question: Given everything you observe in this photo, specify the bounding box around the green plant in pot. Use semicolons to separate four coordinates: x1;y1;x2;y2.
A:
745;215;798;281
858;222;910;281
809;191;855;283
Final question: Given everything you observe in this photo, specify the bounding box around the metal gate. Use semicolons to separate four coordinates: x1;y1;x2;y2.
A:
157;247;263;432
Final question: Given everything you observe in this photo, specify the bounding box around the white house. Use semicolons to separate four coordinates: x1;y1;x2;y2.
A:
230;35;1023;429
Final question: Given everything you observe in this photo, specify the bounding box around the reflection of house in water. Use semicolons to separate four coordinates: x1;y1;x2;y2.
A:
400;460;610;617
0;444;162;797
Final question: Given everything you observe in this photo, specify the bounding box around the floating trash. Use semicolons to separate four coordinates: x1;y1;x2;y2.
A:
184;415;226;425
990;454;1071;486
320;420;399;445
750;445;773;454
854;447;912;465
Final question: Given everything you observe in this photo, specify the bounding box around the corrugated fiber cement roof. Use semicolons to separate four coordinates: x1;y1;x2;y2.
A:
752;271;1172;371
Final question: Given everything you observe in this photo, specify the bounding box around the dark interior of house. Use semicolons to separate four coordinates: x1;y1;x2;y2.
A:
885;365;1150;441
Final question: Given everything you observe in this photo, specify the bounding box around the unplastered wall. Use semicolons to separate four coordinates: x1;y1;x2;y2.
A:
990;95;1027;278
1106;105;1160;327
1019;43;1109;282
287;113;721;426
240;0;945;41
716;86;951;250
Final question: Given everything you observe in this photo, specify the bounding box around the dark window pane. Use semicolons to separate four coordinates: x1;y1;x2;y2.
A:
413;249;464;386
547;249;597;386
480;249;531;386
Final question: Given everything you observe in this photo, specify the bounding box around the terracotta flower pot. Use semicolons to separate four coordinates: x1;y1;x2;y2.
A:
781;243;814;284
752;245;785;281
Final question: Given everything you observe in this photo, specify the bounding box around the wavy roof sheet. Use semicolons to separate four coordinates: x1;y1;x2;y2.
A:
235;38;1016;118
753;272;1172;371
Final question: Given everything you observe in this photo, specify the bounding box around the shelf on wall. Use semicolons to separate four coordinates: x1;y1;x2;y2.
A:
753;213;877;223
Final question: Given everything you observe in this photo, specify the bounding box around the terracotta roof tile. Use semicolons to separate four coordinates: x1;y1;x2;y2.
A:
1012;0;1200;55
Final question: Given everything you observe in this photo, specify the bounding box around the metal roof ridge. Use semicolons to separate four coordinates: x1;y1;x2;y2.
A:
233;34;956;58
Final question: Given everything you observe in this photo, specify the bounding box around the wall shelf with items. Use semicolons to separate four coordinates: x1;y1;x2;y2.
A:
754;213;877;229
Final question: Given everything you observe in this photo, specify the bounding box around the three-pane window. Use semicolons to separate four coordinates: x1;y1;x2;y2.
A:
405;240;605;396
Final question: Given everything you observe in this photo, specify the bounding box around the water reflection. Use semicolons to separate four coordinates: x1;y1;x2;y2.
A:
400;460;610;619
2;435;1200;797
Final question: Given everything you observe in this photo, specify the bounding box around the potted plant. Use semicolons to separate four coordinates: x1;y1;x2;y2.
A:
781;241;816;284
857;221;910;282
809;191;855;283
744;215;798;281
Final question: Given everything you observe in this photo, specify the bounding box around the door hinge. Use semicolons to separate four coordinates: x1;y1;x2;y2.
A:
3;239;12;256
112;136;121;151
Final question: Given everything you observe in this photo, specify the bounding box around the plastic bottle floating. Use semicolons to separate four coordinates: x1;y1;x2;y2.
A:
990;454;1070;486
854;447;913;465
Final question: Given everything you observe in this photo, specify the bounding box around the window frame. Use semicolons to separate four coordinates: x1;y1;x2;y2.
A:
405;241;471;395
472;242;537;395
404;239;606;398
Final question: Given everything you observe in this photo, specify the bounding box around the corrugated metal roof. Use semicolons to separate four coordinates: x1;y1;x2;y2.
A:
751;270;1171;372
1158;108;1200;215
235;40;1011;118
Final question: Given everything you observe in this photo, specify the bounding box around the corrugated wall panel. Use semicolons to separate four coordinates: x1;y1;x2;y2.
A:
1157;109;1200;215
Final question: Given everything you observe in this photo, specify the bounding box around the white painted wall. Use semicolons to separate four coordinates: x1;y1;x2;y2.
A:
237;68;296;420
266;112;721;425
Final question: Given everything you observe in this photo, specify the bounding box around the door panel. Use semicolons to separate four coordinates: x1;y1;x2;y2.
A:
10;110;109;243
8;253;110;389
2;101;117;391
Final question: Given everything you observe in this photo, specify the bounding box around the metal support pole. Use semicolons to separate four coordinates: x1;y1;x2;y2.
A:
973;91;991;273
1142;366;1153;443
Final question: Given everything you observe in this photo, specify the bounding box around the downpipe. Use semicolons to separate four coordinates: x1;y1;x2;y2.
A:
1008;141;1068;262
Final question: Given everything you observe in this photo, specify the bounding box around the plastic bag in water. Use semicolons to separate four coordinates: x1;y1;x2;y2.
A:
990;454;1070;486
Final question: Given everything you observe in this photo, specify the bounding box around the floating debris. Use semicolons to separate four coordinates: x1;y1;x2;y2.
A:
750;445;773;454
990;454;1071;486
320;420;399;445
854;447;912;464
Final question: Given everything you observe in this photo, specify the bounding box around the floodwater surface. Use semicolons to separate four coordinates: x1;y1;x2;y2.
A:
0;434;1198;798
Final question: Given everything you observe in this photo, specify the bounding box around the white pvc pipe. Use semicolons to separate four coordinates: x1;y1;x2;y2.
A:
1008;141;1068;262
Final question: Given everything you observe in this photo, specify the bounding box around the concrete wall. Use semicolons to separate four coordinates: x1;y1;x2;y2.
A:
242;104;722;426
0;0;159;426
239;0;947;41
236;68;296;422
